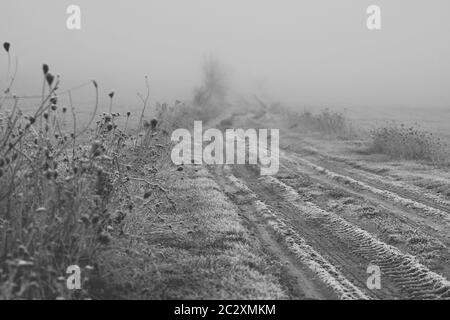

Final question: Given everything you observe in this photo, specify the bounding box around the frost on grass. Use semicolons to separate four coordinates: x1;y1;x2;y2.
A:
99;170;287;299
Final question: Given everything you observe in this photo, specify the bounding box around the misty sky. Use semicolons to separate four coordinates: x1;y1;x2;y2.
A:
1;0;449;111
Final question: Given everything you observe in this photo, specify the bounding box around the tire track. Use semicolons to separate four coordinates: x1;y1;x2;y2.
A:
283;152;450;224
294;145;450;209
210;123;449;299
226;173;370;300
262;174;450;299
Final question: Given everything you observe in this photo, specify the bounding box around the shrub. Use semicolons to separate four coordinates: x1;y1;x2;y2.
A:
275;106;356;139
368;123;449;163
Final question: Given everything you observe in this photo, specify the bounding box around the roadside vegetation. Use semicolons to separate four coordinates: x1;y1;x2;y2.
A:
268;102;449;165
0;41;168;299
368;123;450;164
1;43;280;300
269;104;356;139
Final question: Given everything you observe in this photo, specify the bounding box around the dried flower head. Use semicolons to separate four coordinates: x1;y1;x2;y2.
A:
46;73;55;86
150;119;158;130
143;191;151;199
98;231;112;245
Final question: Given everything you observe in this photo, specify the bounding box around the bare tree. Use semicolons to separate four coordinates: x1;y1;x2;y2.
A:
193;55;229;120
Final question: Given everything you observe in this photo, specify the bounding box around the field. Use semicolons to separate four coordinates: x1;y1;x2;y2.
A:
1;42;450;300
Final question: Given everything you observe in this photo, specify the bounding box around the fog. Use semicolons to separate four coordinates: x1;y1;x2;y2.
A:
1;0;449;111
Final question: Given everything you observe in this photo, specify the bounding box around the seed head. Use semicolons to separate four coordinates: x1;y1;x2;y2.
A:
98;231;112;245
3;42;10;53
143;191;151;199
45;170;53;180
45;73;55;86
81;215;90;225
91;215;100;225
150;119;158;130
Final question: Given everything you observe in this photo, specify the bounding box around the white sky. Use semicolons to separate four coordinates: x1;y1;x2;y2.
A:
1;0;449;110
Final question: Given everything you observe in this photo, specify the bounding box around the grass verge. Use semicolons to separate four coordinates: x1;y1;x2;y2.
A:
97;165;287;299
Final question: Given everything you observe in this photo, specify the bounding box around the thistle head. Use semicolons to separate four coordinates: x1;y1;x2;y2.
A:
3;42;10;53
150;119;158;130
45;73;55;86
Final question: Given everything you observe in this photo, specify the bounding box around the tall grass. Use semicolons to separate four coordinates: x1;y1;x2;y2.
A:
0;42;173;299
0;42;228;299
295;109;355;138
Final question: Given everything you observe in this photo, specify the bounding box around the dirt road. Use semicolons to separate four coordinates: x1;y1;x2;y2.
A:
209;144;450;299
